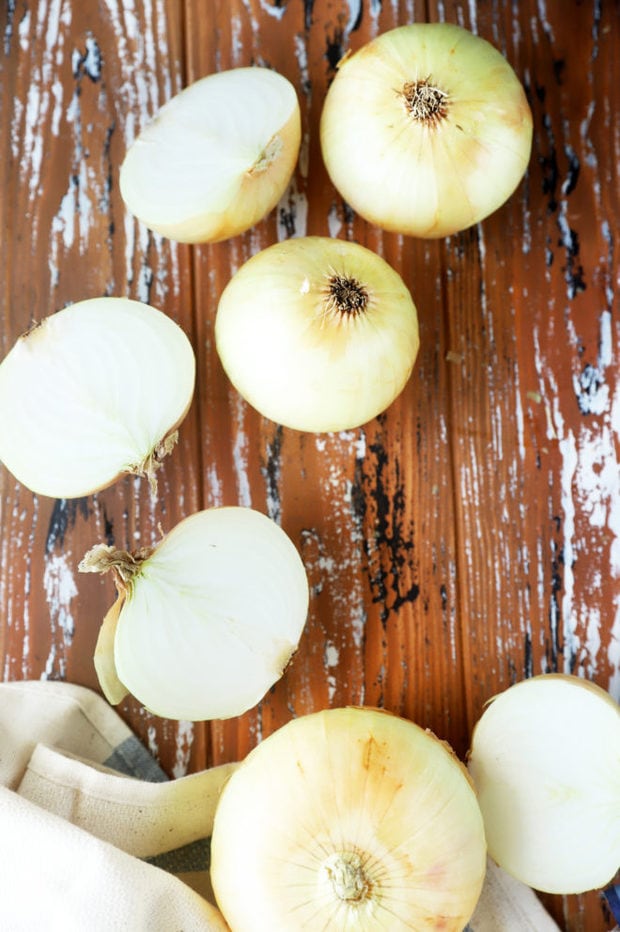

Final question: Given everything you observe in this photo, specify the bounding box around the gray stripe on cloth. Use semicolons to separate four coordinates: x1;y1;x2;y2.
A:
144;837;211;875
103;735;169;782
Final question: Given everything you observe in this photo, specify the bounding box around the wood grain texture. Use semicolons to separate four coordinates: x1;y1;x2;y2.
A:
1;1;618;928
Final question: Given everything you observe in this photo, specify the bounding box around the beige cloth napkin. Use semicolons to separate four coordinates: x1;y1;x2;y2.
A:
0;679;560;931
0;679;230;930
468;859;560;931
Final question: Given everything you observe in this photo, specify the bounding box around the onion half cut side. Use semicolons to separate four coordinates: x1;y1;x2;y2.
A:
0;297;195;499
468;673;620;894
80;506;310;722
120;66;302;243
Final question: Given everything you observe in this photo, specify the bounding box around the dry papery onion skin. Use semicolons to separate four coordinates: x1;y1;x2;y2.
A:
320;23;533;238
215;236;420;433
80;506;309;722
468;673;620;895
120;66;302;244
0;297;195;499
211;707;487;931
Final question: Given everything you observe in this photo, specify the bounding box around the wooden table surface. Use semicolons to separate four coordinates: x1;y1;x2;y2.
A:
1;1;618;929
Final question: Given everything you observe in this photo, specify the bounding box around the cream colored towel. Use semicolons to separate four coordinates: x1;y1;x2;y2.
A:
0;679;229;930
0;679;561;931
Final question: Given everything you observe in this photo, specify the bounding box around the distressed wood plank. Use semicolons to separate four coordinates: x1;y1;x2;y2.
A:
0;0;205;777
185;0;470;767
1;1;618;929
433;2;620;928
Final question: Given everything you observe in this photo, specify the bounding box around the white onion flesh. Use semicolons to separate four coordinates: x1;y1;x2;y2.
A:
0;297;195;499
320;23;533;238
120;67;301;243
468;674;620;894
215;236;419;432
211;707;487;931
81;507;309;721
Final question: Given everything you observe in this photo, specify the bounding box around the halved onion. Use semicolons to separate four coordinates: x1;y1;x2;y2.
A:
120;67;302;243
0;297;195;498
215;236;419;432
468;674;620;894
211;707;487;930
79;506;309;721
320;23;533;238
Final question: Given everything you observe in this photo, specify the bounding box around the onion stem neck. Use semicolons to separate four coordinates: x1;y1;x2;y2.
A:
401;77;449;124
251;133;283;174
325;275;369;319
323;852;370;903
79;543;155;592
130;430;179;498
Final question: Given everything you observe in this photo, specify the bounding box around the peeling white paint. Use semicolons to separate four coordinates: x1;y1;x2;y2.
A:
277;185;308;241
369;0;383;21
233;395;252;508
328;203;343;239
258;0;286;21
83;35;102;81
172;720;194;779
42;552;77;680
18;0;70;216
49;73;97;285
18;9;31;50
467;0;478;34
205;463;224;508
536;0;555;44
344;0;362;39
536;300;620;691
230;14;244;65
102;0;179;297
324;642;340;702
559;429;578;668
293;34;310;101
315;431;367;655
146;724;160;761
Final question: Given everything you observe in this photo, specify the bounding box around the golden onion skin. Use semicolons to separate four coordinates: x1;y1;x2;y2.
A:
211;707;487;931
320;23;533;238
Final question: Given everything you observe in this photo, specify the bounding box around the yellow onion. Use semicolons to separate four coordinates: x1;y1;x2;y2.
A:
120;67;301;243
320;23;533;238
215;236;419;432
468;674;620;894
0;297;195;498
79;506;309;722
211;707;487;930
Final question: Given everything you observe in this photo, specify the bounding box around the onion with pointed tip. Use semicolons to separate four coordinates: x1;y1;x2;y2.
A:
80;506;309;722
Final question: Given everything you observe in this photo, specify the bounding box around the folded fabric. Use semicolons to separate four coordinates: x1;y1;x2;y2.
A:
0;784;227;931
0;679;230;929
0;679;561;930
17;743;236;904
467;858;560;931
0;679;167;790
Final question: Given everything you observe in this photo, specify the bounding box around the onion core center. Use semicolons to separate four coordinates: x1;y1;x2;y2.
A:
324;275;369;319
401;78;449;125
250;133;283;174
322;852;371;903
